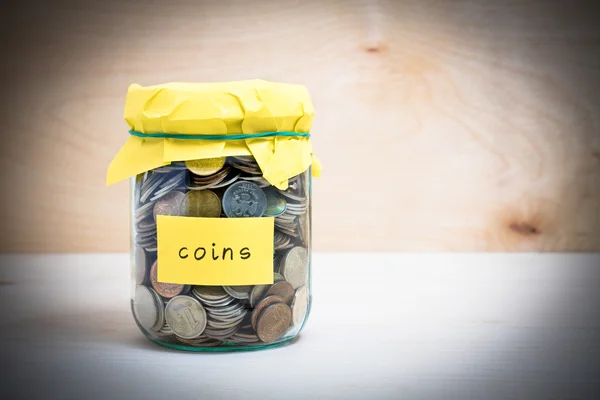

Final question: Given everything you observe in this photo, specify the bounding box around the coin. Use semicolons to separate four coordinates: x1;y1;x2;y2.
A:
140;175;165;203
280;246;308;289
229;332;261;344
249;284;269;307
256;302;292;343
192;286;229;301
265;281;294;305
251;295;285;330
186;157;226;176
222;181;267;218
207;302;245;316
165;295;207;339
207;312;246;329
134;246;147;285
153;191;185;220
204;325;239;339
181;190;221;217
229;158;262;175
177;336;222;347
291;286;309;328
223;285;252;300
263;187;287;216
132;285;164;332
131;160;312;349
150;261;185;299
190;167;230;184
155;319;175;338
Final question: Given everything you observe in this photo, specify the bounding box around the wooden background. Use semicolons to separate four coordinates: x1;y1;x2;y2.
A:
1;0;599;252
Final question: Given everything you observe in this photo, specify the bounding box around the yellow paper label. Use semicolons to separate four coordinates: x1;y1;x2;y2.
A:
156;216;274;285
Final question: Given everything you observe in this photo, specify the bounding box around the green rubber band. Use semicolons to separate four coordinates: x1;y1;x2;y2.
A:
129;130;310;140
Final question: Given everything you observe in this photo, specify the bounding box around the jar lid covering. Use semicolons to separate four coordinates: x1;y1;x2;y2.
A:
107;80;320;189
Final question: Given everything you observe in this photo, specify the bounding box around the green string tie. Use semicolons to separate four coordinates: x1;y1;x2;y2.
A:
129;130;310;140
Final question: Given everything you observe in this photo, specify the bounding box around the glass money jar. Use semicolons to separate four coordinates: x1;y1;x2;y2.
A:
107;80;320;351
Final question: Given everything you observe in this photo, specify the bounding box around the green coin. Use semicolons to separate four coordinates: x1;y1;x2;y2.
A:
263;187;287;217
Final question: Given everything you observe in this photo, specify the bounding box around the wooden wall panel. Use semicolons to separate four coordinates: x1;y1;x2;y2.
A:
1;0;599;252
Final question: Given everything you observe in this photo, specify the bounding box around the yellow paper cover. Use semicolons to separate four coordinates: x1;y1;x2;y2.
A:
106;80;320;189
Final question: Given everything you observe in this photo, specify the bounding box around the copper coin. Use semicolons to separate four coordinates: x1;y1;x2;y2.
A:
150;261;185;299
153;191;185;220
265;281;294;305
256;302;292;343
185;158;226;176
181;190;221;217
251;295;285;330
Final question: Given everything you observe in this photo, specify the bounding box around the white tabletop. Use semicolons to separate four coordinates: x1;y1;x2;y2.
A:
0;253;598;399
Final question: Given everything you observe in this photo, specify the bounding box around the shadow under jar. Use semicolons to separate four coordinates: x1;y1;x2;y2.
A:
130;157;312;351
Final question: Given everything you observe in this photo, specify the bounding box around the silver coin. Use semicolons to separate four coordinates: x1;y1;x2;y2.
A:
159;171;186;189
135;200;155;218
222;181;267;218
151;288;165;331
223;285;252;299
250;285;269;307
134;246;147;285
165;295;207;339
177;336;222;347
132;285;163;332
277;188;305;202
229;335;261;344
273;272;285;282
298;214;309;246
204;325;239;338
198;296;237;308
140;172;159;193
291;286;309;327
149;180;183;203
137;218;157;232
209;304;247;318
207;313;247;329
280;247;308;289
155;320;175;338
192;286;229;301
140;175;165;203
208;314;246;327
207;303;246;316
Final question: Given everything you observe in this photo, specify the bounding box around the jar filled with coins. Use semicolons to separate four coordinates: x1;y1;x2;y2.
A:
107;80;320;351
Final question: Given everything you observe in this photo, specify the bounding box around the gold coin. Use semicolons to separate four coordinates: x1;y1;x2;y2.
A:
186;158;226;176
181;190;222;217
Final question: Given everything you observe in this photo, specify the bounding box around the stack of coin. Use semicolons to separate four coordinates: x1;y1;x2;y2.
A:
191;286;248;340
131;156;311;349
186;157;241;190
232;156;271;187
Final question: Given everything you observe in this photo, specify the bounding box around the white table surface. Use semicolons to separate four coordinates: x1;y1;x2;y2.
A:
0;253;598;400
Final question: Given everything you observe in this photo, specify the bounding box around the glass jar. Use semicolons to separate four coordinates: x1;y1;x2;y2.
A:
129;157;312;351
107;80;319;351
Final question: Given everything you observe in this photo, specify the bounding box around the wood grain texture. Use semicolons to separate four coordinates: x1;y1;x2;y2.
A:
0;0;599;252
